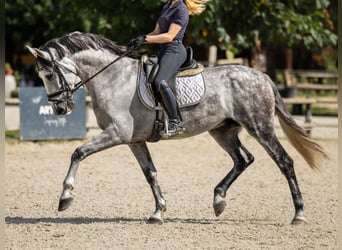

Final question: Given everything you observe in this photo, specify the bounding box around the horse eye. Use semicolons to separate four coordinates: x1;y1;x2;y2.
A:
45;73;53;80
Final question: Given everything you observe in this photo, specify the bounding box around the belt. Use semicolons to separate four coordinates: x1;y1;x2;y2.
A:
172;40;182;43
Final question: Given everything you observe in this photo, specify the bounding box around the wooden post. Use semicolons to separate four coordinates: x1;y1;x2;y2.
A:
284;48;294;87
208;45;217;67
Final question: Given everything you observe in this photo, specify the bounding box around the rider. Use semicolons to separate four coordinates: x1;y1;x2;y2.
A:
128;0;208;136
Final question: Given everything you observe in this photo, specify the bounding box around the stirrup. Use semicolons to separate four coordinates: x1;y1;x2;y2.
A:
168;122;184;135
161;120;185;137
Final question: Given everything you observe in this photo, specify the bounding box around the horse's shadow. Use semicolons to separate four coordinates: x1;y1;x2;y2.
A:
5;216;237;225
5;216;278;225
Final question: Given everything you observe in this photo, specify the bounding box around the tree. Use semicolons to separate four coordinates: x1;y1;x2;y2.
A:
5;0;110;59
5;0;337;63
187;0;337;52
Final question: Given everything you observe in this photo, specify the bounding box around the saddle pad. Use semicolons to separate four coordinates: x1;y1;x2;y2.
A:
176;64;204;77
137;66;206;110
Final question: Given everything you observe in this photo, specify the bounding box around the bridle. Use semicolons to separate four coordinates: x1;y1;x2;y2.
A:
39;47;131;102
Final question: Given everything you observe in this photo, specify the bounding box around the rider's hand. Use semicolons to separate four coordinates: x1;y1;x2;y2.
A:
127;35;146;50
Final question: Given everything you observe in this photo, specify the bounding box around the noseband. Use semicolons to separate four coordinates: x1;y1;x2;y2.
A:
39;47;131;102
46;64;75;102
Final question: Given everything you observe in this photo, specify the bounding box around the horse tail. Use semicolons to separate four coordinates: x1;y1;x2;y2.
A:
271;82;328;170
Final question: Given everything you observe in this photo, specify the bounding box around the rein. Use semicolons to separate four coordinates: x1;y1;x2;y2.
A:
72;49;131;93
43;48;132;100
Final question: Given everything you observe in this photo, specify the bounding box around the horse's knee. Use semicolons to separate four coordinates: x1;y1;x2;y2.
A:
71;147;85;162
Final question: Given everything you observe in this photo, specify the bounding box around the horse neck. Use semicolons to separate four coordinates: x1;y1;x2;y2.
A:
72;49;118;78
72;49;138;97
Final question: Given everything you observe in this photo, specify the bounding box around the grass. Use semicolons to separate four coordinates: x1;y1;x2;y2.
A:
312;106;338;116
5;130;87;144
284;88;338;117
285;105;338;117
5;130;20;140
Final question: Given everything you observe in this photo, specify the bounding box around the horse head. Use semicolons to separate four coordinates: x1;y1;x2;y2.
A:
27;45;81;115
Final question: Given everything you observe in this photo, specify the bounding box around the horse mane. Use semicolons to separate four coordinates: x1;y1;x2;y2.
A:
41;31;141;60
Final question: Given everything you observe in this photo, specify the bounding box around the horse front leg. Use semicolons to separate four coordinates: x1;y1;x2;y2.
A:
129;142;166;224
58;126;121;211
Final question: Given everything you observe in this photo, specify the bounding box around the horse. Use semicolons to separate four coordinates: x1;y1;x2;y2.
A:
27;31;327;225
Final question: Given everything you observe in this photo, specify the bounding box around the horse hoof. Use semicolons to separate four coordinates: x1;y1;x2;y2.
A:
58;197;73;211
213;200;227;217
291;216;307;225
147;215;164;225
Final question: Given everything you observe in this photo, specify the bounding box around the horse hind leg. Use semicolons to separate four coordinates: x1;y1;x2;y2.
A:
209;121;254;217
247;125;307;225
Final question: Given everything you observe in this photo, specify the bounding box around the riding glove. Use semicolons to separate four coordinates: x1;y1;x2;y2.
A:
127;35;146;50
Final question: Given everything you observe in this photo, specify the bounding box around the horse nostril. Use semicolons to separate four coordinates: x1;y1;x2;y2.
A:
54;102;67;115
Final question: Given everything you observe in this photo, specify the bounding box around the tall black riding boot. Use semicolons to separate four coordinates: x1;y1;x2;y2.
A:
158;80;184;135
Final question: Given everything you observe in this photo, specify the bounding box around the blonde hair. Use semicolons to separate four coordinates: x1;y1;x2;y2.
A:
184;0;209;15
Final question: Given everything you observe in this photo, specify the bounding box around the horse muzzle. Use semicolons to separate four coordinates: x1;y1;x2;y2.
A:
51;100;75;115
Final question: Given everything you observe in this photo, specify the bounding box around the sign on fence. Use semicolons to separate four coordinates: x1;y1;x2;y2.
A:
19;87;87;140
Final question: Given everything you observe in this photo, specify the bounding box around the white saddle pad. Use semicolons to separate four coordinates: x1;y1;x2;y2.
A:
137;65;206;110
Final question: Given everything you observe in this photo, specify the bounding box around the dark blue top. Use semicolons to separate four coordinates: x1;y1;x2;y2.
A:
158;0;189;42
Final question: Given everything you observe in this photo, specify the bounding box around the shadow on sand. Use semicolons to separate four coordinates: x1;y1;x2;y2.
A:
5;216;279;226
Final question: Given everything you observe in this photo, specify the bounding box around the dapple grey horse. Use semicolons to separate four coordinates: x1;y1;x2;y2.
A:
27;32;327;225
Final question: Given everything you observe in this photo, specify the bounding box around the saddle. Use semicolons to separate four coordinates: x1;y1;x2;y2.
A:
138;47;206;142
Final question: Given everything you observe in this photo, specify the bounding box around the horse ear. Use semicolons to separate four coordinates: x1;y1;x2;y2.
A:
26;45;50;61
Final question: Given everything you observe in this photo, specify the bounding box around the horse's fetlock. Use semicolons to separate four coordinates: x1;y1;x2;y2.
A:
214;187;225;198
158;203;167;212
63;180;74;190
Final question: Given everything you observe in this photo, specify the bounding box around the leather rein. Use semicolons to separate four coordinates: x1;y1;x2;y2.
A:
41;47;131;101
72;49;131;92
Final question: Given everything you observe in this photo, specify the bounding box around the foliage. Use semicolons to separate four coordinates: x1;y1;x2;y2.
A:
5;0;337;55
188;0;337;51
5;0;165;52
6;0;112;50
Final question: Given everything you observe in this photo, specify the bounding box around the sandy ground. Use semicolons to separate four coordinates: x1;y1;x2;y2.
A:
5;129;337;249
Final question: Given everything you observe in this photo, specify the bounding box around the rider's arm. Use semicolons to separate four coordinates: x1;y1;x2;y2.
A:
147;23;161;36
145;23;181;44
